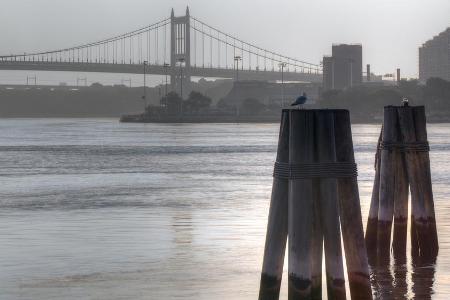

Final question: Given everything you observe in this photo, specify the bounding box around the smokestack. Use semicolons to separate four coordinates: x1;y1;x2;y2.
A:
397;68;401;84
367;64;371;82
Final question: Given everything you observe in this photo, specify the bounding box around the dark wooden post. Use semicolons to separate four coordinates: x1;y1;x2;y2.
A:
376;107;397;266
288;110;315;299
363;104;440;300
392;149;409;264
260;109;372;300
259;110;289;300
311;191;323;300
334;110;373;300
365;130;382;265
412;106;438;261
315;111;346;300
397;106;438;262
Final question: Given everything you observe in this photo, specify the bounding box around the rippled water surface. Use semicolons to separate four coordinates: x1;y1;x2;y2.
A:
0;119;449;299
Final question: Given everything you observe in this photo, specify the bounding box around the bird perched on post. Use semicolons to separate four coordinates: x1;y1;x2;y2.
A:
402;97;409;107
291;92;307;109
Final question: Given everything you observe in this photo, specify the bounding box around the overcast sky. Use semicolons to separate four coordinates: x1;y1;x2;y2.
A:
0;0;449;78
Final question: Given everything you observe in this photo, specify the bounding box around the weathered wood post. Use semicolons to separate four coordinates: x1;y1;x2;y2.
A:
365;104;438;266
376;107;398;266
365;130;382;265
259;110;289;300
334;110;373;299
392;144;409;264
397;106;438;262
259;109;373;300
315;111;346;300
288;110;315;299
311;185;323;300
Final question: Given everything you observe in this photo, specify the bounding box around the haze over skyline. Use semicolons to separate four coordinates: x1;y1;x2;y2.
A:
0;0;449;78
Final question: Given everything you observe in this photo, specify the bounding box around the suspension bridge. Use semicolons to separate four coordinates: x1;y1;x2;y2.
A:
0;7;322;96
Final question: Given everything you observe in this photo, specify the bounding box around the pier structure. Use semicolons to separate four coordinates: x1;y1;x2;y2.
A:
365;105;439;266
259;109;372;300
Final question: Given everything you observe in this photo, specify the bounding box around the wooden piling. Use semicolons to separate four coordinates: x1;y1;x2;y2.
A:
392;149;409;264
365;130;382;265
334;110;373;300
260;109;372;299
259;111;289;300
376;107;398;266
315;111;346;300
311;189;323;300
413;106;438;261
366;104;438;268
288;110;315;299
397;106;438;262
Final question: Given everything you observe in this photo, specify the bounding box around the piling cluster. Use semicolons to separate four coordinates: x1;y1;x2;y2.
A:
365;105;438;266
259;109;372;300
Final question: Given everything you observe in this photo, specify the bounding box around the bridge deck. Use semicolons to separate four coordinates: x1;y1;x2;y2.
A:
0;62;322;83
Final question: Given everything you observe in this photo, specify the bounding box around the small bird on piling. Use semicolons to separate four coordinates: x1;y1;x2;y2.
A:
402;97;409;107
291;92;307;109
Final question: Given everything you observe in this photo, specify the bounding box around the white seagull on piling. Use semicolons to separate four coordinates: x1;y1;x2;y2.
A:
291;92;307;109
402;97;409;107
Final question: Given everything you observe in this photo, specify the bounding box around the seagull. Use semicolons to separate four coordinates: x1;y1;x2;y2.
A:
402;97;409;107
291;92;307;109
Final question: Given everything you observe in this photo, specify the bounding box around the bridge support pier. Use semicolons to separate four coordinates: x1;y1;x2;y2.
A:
170;7;192;99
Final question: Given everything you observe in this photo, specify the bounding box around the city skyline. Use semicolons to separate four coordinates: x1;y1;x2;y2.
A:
0;0;449;78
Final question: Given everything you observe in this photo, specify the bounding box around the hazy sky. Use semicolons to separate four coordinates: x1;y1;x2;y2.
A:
0;0;449;78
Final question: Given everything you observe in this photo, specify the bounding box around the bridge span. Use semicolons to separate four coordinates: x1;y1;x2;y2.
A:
0;7;322;93
0;61;321;83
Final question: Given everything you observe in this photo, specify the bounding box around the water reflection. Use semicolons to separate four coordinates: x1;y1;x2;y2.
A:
370;260;436;299
411;262;436;300
172;209;194;247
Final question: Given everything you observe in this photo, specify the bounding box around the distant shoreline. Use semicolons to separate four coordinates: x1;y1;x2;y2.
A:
1;116;449;124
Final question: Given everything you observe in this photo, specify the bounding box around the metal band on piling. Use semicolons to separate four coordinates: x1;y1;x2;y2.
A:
379;141;430;152
273;161;357;179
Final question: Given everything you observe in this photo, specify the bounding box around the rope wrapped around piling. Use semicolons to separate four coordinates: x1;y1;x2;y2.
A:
273;161;358;179
379;141;430;152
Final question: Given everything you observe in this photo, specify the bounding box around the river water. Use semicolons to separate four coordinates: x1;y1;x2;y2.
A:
0;119;449;299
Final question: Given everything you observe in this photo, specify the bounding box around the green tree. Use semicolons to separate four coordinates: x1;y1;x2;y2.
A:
183;91;212;114
160;92;182;115
425;77;450;106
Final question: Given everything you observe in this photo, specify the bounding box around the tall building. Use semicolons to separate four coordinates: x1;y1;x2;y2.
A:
419;28;450;82
323;44;363;90
322;56;334;90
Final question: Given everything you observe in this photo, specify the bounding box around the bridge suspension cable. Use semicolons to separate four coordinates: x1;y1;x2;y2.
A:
0;18;171;66
190;16;320;74
0;10;321;79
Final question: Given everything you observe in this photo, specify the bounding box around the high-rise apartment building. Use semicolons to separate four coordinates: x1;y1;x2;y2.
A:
419;28;450;82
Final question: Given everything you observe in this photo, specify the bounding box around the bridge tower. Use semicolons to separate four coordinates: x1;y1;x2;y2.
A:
170;7;191;99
